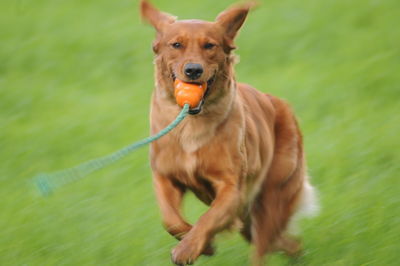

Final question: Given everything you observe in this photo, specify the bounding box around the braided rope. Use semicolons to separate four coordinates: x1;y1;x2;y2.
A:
34;104;190;196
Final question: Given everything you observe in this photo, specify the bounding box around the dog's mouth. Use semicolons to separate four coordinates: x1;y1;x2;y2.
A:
172;73;215;115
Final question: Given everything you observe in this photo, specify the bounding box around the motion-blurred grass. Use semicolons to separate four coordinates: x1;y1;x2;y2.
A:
1;0;399;265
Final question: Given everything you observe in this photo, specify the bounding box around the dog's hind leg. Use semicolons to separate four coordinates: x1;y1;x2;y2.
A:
249;97;309;264
271;179;319;259
271;234;302;257
250;164;305;265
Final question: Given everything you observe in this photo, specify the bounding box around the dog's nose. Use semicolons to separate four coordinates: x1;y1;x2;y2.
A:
184;63;203;80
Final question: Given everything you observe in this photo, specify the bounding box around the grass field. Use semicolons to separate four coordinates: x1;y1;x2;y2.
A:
1;0;399;265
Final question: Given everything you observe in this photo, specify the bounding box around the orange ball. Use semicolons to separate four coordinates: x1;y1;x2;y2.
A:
174;79;207;108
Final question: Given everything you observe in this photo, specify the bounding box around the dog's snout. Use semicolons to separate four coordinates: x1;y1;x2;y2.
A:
184;63;203;80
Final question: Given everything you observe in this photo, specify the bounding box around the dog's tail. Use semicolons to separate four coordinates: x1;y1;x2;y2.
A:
287;177;320;236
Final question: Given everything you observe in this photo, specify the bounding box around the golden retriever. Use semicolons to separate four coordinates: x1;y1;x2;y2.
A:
140;1;318;265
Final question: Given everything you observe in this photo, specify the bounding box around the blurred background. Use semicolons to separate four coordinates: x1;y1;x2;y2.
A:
1;0;399;265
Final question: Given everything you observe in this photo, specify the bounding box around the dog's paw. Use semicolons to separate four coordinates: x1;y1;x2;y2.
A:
171;237;205;265
202;244;216;256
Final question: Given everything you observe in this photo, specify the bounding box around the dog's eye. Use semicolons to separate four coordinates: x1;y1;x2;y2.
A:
204;43;216;50
171;42;182;49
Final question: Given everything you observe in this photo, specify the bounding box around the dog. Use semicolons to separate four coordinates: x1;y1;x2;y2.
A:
140;1;318;265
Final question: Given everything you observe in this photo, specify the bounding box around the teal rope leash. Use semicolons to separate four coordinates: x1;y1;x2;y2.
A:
34;104;190;196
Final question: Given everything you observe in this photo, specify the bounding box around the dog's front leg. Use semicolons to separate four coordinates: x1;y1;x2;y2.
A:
171;180;240;265
153;173;191;240
154;173;216;258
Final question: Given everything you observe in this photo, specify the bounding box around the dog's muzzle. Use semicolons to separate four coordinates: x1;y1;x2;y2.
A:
172;74;215;115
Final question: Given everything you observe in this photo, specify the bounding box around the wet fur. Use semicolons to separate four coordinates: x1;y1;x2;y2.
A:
140;1;317;265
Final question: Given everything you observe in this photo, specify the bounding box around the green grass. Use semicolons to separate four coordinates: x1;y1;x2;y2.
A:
1;0;399;265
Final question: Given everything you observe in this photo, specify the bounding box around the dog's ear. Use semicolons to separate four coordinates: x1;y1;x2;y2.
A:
215;2;256;52
140;0;176;53
140;0;176;33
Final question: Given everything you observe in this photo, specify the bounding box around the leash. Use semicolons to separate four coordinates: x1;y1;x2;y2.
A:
33;104;190;196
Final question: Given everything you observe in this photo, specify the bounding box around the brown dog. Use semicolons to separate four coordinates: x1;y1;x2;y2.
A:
140;1;318;265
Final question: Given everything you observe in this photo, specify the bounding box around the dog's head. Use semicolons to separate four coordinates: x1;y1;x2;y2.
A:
140;0;254;114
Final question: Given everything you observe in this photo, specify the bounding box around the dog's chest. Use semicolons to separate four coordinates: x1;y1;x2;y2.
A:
154;142;202;185
153;126;217;186
177;150;198;179
177;117;217;153
166;149;215;204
